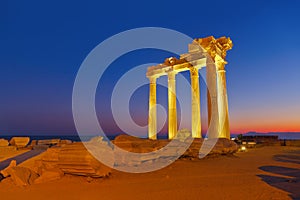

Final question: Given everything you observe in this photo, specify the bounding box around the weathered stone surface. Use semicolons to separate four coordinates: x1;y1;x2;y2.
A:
37;138;113;178
9;137;30;148
8;167;39;186
38;139;61;146
30;140;37;146
1;162;39;186
34;168;63;184
182;138;238;158
0;146;17;153
60;140;72;145
33;144;49;150
113;134;163;153
31;139;72;148
113;135;178;167
113;134;238;167
0;160;17;177
0;139;9;147
42;148;60;162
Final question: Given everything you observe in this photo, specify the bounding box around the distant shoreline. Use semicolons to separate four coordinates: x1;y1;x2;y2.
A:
1;132;300;141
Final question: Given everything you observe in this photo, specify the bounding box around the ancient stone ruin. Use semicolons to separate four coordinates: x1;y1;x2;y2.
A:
9;137;30;148
147;36;233;140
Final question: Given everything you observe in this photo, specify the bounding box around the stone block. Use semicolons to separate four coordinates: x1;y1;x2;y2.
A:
37;139;61;146
9;137;30;148
0;139;9;147
7;166;38;186
34;168;64;184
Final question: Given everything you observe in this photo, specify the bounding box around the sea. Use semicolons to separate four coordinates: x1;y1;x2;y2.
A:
1;132;300;142
1;135;97;142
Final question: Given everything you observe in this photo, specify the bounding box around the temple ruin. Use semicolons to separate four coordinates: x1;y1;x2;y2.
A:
146;36;233;140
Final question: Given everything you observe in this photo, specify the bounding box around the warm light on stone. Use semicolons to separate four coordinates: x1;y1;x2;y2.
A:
148;76;157;140
168;71;177;139
190;67;201;138
147;36;232;140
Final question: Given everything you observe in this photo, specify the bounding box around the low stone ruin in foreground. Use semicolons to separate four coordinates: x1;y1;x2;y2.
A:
0;137;31;152
0;130;238;186
113;132;238;168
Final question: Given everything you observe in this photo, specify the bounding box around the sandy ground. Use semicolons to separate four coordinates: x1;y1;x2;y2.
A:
0;146;299;200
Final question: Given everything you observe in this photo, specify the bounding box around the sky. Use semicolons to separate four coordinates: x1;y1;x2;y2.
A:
1;0;300;136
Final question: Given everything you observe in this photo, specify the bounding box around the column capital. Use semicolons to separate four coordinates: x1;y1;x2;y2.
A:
216;61;227;72
196;36;232;65
148;76;158;84
167;71;177;79
189;67;199;77
215;57;227;71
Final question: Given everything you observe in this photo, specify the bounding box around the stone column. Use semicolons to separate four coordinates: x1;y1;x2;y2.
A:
168;71;177;139
148;76;157;140
217;62;230;139
190;67;201;138
206;58;219;138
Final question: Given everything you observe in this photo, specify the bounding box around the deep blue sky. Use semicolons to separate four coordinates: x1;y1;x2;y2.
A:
1;0;300;136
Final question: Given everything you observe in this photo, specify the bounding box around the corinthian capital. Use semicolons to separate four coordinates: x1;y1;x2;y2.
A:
195;36;233;64
189;67;199;77
216;37;233;60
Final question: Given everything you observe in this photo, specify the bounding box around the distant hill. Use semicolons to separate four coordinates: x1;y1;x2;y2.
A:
243;132;300;140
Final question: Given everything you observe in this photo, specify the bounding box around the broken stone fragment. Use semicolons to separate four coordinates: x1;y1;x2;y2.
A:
0;160;39;186
0;160;17;177
8;167;39;186
0;139;9;147
34;168;64;184
37;141;113;178
9;137;30;148
37;139;61;146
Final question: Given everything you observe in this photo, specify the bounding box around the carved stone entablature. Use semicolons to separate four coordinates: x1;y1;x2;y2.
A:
147;36;232;78
163;57;189;66
194;36;233;68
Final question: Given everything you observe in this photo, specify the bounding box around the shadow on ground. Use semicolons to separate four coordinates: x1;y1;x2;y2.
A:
0;149;45;170
273;154;300;165
258;150;300;200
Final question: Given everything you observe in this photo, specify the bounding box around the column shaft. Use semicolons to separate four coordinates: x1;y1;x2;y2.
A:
217;68;230;139
148;77;157;140
168;72;177;139
206;59;219;138
190;68;201;138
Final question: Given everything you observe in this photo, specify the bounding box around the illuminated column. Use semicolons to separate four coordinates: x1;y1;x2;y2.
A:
206;58;219;138
168;71;177;139
217;62;230;139
148;76;157;140
190;67;201;138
